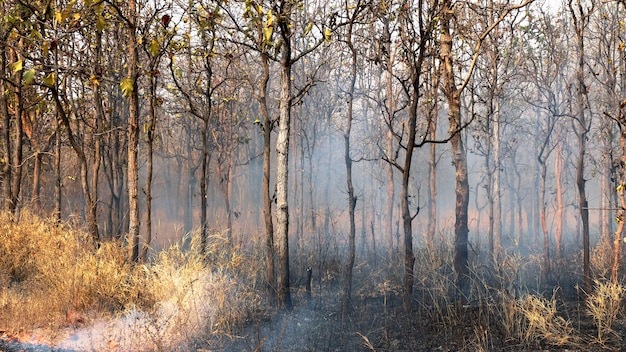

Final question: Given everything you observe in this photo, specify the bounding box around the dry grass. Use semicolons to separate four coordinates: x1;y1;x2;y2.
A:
0;211;148;331
518;289;579;347
0;211;264;350
585;280;624;344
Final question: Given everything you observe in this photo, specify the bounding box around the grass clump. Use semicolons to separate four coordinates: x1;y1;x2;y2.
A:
518;289;578;347
586;280;624;343
0;211;148;331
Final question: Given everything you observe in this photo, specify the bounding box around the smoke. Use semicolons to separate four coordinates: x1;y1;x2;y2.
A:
57;271;218;351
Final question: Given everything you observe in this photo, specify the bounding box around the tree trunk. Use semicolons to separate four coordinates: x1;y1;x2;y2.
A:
342;12;359;314
569;0;592;296
127;0;141;262
258;52;276;303
276;3;293;309
383;16;395;260
141;72;158;262
539;160;551;282
612;105;626;283
554;138;564;258
200;116;209;252
440;3;470;293
492;97;502;257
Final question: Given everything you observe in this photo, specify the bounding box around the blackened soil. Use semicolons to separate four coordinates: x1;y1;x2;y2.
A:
199;284;626;352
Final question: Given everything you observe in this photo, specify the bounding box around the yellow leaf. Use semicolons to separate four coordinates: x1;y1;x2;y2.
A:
120;78;134;97
12;59;23;73
324;28;332;42
303;22;313;37
89;75;100;86
263;26;273;44
42;41;50;57
266;10;273;27
44;73;55;87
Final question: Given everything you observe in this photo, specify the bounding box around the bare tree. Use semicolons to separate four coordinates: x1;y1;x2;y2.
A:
568;0;595;294
439;0;534;294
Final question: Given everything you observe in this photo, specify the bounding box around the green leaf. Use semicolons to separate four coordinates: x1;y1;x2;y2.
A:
23;68;35;85
120;78;134;97
12;59;23;73
148;39;160;57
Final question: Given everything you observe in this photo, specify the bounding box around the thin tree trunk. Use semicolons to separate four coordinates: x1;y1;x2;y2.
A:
492;97;502;257
342;10;359;314
539;160;551;282
141;72;157;262
259;52;276;303
569;0;592;295
554;138;564;258
127;0;141;261
612;105;626;283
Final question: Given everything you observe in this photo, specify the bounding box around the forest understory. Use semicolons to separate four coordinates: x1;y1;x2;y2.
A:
1;213;626;352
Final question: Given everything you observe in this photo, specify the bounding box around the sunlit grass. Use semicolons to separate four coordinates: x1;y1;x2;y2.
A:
0;210;264;350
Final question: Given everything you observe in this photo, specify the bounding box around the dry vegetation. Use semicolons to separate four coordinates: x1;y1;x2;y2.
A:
1;212;626;351
0;211;264;350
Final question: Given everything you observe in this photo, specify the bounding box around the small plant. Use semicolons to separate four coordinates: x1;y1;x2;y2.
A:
585;280;624;343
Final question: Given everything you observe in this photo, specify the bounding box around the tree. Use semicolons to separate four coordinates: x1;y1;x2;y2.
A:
340;0;365;315
568;0;595;294
0;1;26;216
439;0;533;294
168;0;221;254
139;3;175;261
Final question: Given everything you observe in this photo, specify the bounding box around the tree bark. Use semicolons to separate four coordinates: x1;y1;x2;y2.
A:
342;5;360;314
440;1;470;293
276;0;294;309
127;0;141;261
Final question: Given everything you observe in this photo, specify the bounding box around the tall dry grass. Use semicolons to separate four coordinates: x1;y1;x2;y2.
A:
0;211;264;350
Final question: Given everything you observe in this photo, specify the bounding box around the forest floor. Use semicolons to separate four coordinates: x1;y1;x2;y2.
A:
1;278;626;351
200;282;626;352
1;216;625;352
